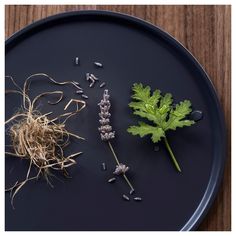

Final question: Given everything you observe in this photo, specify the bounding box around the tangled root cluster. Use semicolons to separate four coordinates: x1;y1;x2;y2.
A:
9;111;78;171
5;73;86;207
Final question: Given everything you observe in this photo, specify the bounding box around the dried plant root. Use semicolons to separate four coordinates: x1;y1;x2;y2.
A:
22;73;83;109
5;74;86;207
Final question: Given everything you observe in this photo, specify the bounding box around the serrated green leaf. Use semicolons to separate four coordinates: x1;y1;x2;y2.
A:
133;110;157;123
147;89;161;107
128;101;145;111
173;100;192;118
163;100;195;131
127;122;165;143
131;83;151;102
159;93;173;111
128;83;195;143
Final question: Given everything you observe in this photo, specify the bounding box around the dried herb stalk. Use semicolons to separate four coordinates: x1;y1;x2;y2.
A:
98;89;134;192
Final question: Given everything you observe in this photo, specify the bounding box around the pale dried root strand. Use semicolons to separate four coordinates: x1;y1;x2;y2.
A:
31;91;64;109
6;76;23;92
5;113;28;125
5;152;26;158
23;73;83;109
50;98;86;124
5;74;86;207
5;89;31;109
62;131;85;140
7;161;41;209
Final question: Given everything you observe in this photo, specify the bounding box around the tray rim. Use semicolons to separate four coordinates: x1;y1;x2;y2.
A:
5;10;227;231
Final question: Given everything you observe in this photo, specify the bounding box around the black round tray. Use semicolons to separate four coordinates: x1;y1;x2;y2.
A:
5;10;226;231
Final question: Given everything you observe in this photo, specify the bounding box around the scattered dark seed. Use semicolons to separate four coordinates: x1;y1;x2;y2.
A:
130;189;135;195
86;73;90;80
81;94;88;99
154;146;160;152
108;177;116;183
134;197;142;201
190;110;203;122
90;74;99;81
75;57;79;65
102;162;107;171
122;194;130;201
99;82;106;88
89;82;95;88
94;62;103;68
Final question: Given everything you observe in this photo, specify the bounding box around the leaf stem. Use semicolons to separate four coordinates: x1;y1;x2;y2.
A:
163;137;182;172
108;141;135;191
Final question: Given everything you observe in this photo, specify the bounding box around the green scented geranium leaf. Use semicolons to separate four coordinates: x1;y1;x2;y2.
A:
127;83;196;172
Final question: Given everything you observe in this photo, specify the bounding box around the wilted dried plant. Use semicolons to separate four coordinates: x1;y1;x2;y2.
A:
98;89;134;193
5;73;86;207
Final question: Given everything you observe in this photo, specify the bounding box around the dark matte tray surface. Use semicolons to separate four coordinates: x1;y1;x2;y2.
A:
5;11;226;231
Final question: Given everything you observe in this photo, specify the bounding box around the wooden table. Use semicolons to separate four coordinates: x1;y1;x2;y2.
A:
5;5;231;231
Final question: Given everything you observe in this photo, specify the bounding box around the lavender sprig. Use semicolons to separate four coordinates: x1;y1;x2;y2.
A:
98;90;134;192
98;90;115;141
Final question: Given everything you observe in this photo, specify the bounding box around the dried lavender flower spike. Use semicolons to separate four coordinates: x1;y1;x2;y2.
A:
98;90;115;141
122;194;130;201
82;94;88;99
108;177;116;183
98;90;135;193
99;82;106;88
94;62;103;68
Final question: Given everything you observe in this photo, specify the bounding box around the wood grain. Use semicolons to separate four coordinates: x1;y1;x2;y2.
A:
5;5;231;231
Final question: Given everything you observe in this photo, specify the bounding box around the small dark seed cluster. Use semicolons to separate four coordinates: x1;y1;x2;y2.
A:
122;194;142;202
98;90;115;141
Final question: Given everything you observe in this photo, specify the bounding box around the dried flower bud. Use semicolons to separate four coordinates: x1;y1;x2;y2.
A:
113;163;129;175
98;90;115;141
99;118;110;125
